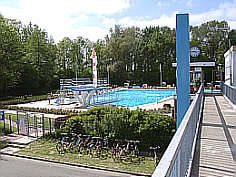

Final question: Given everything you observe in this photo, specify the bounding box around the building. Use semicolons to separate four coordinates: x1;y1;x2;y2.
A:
224;46;236;86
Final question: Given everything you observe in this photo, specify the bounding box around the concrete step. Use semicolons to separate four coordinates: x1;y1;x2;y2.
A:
8;143;25;149
0;146;21;154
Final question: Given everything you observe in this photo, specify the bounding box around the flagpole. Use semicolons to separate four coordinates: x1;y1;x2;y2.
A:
91;49;97;88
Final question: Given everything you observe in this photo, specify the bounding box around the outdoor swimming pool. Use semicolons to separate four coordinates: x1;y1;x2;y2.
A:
112;89;176;107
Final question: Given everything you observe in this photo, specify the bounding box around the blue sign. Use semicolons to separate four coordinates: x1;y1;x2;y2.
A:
190;46;200;58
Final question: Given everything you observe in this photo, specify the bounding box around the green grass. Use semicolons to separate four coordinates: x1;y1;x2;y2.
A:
17;139;156;175
0;140;9;149
0;95;47;105
0;121;17;135
4;113;54;129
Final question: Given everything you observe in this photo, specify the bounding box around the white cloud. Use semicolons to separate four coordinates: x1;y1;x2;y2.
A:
19;0;130;15
190;9;224;25
228;20;236;29
190;1;236;28
1;0;236;42
117;12;176;28
0;0;130;42
71;26;109;42
100;16;116;28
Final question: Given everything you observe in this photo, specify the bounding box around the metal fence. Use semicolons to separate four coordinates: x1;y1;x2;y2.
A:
0;110;55;137
152;84;204;177
222;83;236;105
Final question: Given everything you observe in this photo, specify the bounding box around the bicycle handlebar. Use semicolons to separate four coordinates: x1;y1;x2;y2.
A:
150;146;160;150
60;133;68;136
125;140;140;143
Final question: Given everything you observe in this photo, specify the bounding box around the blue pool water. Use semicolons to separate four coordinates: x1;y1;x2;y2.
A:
204;90;222;93
112;89;176;107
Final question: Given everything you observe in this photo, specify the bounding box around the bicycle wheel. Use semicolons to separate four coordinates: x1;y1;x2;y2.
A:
130;150;140;164
90;145;98;158
72;144;80;153
64;143;70;153
99;148;108;160
79;145;87;155
111;148;120;162
119;147;130;163
56;142;64;154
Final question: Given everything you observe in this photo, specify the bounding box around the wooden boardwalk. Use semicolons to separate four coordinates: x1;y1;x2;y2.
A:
191;95;236;177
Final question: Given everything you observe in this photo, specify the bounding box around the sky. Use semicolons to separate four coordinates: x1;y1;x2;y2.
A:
0;0;236;42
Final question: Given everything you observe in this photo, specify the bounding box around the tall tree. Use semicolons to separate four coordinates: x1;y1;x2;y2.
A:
20;23;57;93
229;29;236;46
0;15;23;97
191;20;229;82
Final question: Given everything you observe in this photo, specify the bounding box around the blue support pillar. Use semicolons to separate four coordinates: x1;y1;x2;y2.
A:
176;14;190;128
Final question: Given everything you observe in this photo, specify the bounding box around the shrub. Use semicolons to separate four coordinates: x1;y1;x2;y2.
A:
62;107;176;152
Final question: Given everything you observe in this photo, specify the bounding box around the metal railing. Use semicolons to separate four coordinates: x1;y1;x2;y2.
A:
222;83;236;105
152;84;204;177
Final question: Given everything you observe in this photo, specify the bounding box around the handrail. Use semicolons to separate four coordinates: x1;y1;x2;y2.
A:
222;83;236;105
152;84;204;177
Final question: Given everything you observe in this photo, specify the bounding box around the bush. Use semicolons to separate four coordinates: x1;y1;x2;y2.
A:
62;107;176;152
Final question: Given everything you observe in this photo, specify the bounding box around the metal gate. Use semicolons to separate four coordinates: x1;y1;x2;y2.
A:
17;111;45;138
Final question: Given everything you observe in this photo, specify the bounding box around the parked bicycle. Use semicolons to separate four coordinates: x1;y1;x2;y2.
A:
78;134;93;155
119;140;140;163
90;137;109;159
111;139;122;162
64;133;82;153
111;139;141;163
56;133;70;154
150;146;160;166
55;132;143;164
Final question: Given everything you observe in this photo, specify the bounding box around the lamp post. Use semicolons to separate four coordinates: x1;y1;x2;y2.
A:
107;66;109;86
160;63;163;86
107;58;112;86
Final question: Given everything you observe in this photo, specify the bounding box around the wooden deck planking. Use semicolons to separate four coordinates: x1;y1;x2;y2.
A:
191;95;236;177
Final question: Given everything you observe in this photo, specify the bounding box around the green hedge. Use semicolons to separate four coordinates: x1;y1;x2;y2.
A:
63;107;176;152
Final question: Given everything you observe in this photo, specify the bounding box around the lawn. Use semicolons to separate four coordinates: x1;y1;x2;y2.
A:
4;113;54;130
0;122;10;149
0;140;8;149
0;121;17;135
16;138;156;175
0;95;48;105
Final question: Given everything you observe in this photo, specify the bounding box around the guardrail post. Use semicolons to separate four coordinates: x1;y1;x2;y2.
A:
34;114;38;138
26;113;29;136
42;114;45;136
3;111;6;135
49;118;52;134
9;115;12;133
17;111;19;135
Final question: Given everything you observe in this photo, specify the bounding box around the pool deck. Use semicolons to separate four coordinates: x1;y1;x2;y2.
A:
130;96;174;110
6;96;174;115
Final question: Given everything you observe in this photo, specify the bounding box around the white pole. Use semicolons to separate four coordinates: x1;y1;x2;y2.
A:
91;49;97;88
160;63;163;86
107;66;109;86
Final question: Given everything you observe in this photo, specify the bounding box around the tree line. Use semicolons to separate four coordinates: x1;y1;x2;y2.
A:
0;13;235;98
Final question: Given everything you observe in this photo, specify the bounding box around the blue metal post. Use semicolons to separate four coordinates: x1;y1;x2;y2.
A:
2;111;6;134
176;14;190;128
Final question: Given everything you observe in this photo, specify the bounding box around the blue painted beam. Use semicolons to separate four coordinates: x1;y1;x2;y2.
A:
176;14;190;128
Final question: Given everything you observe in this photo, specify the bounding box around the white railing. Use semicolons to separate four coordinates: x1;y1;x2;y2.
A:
152;84;204;177
222;83;236;105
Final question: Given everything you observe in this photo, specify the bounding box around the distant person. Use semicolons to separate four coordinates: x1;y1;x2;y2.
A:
48;93;51;104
